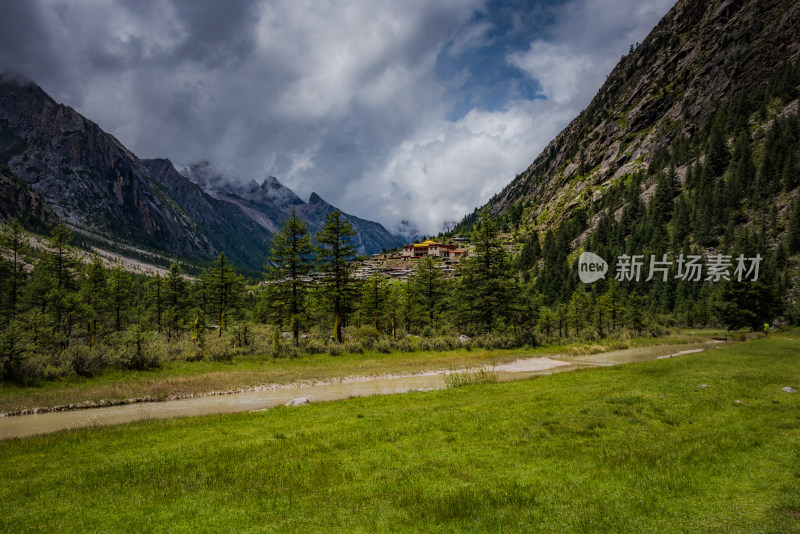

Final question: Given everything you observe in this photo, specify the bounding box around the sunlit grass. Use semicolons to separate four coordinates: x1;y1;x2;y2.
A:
1;331;798;532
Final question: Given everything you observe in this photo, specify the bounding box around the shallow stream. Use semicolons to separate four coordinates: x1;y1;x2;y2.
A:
0;341;726;439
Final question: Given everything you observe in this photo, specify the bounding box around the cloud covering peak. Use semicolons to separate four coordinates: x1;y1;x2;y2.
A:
0;0;674;234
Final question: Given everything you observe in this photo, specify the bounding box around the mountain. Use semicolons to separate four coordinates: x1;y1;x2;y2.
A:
0;75;403;269
179;162;405;256
0;163;57;231
0;75;217;258
295;192;405;256
474;0;800;236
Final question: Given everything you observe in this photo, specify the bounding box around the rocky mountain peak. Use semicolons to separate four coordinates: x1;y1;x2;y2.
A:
308;192;328;205
480;0;800;234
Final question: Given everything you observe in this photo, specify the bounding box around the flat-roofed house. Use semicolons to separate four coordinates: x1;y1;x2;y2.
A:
402;240;466;260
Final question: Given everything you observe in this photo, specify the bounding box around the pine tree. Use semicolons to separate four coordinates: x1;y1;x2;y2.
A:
317;210;358;342
413;256;444;329
360;273;389;335
788;198;800;254
715;230;782;330
457;215;515;334
265;208;315;344
626;292;647;335
650;169;676;227
80;256;108;344
207;252;244;337
518;231;540;271
537;306;557;338
730;131;755;200
163;262;188;340
706;112;729;177
567;289;592;337
0;220;28;324
600;279;623;332
145;273;164;333
108;262;133;332
43;223;80;341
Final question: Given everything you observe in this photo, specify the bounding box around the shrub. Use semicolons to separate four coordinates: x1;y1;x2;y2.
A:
303;339;328;355
350;326;379;349
343;339;364;354
204;335;233;362
65;344;104;377
113;329;162;370
375;337;393;354
392;337;415;352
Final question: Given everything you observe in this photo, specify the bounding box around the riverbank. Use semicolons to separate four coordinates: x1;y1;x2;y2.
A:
1;331;797;532
0;330;733;416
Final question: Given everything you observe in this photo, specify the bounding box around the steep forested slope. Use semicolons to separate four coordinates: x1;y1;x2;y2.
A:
459;0;800;329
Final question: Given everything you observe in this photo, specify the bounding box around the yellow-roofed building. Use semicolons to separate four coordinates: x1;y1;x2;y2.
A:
401;240;466;260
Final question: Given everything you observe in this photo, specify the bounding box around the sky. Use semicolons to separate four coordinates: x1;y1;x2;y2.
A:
0;0;674;235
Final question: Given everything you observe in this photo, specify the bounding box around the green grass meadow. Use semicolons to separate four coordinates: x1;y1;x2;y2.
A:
1;333;799;532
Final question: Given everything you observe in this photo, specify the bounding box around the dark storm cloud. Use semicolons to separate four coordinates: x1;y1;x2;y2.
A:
0;0;674;234
0;2;76;101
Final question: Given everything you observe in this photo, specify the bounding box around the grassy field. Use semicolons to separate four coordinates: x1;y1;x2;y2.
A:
0;329;726;415
1;331;798;532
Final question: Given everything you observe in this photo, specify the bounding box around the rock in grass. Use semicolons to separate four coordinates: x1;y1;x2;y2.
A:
286;397;310;406
698;384;710;389
782;387;797;393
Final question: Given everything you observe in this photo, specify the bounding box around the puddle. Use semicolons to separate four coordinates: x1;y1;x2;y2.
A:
0;341;723;439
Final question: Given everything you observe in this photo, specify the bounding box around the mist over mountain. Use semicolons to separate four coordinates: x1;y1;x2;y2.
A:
0;76;404;269
179;162;405;255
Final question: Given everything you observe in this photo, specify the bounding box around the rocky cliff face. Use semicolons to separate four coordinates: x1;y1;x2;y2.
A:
141;158;273;269
0;75;214;257
0;75;404;268
482;0;800;230
0;164;57;229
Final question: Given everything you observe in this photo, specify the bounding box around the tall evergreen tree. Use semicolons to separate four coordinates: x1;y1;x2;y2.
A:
706;111;730;177
145;273;164;333
79;256;108;344
207;252;244;337
265;208;315;344
360;273;389;335
42;223;80;341
0;220;27;324
317;210;358;342
787;197;800;254
457;215;514;334
413;256;444;329
108;262;133;332
715;230;782;330
518;231;541;271
163;262;188;340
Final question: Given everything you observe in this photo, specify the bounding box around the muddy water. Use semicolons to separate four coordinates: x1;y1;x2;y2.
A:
0;341;725;440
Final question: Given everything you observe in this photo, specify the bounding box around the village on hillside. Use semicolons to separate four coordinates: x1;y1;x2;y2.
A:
353;238;471;281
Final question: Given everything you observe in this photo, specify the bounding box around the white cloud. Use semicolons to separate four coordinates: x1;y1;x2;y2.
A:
342;0;675;234
0;0;675;236
508;42;596;104
344;99;576;234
